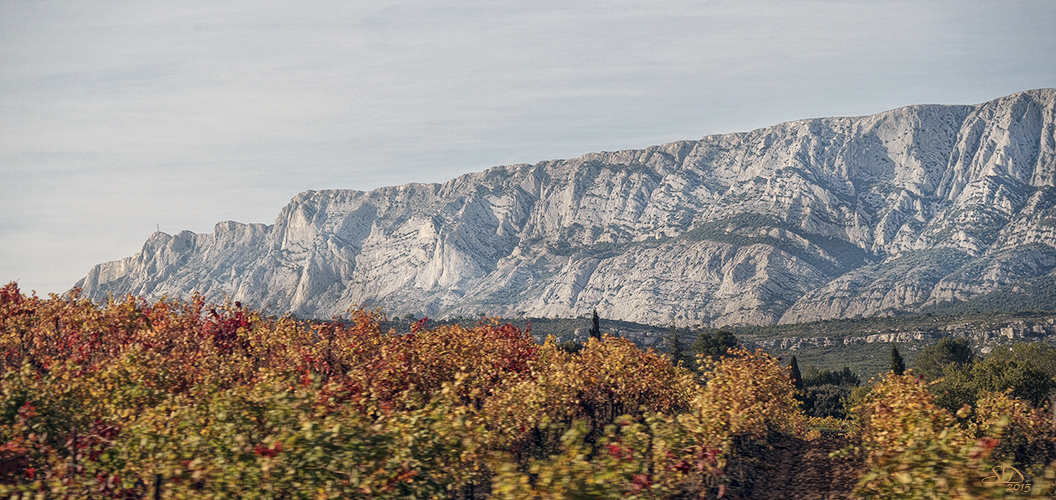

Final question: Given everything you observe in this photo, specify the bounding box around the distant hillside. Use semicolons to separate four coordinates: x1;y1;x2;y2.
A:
365;310;1056;380
730;310;1056;377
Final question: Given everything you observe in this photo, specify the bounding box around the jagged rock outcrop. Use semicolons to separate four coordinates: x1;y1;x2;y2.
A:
77;89;1056;326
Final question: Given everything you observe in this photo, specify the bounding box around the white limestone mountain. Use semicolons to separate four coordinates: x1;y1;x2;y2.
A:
77;89;1056;327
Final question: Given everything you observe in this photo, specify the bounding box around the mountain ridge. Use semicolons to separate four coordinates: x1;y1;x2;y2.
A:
77;89;1056;327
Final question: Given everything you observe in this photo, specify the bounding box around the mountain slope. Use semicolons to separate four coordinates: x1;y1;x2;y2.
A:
77;89;1056;326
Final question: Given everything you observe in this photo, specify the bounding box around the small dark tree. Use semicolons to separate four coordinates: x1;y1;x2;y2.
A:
557;340;585;355
666;324;694;371
589;309;601;341
890;344;905;375
691;329;739;359
789;355;803;391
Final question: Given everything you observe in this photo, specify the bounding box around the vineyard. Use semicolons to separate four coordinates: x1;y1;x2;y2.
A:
1;282;1055;499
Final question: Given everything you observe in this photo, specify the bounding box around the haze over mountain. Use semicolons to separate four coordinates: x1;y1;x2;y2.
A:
77;89;1056;327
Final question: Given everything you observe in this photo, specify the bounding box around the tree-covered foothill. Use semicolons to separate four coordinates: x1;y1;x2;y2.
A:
1;282;1054;499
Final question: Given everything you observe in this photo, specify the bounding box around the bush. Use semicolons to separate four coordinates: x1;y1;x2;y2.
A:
970;391;1056;478
849;372;1056;499
850;373;1000;499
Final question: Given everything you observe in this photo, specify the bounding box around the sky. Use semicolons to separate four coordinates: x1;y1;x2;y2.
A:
2;0;1055;296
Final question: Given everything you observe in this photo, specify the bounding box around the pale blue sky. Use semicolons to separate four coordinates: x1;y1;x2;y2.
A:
2;0;1055;295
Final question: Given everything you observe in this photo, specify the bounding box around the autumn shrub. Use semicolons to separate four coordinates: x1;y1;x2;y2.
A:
489;347;802;499
849;371;1056;499
115;373;492;499
342;319;539;412
481;334;700;471
969;391;1056;480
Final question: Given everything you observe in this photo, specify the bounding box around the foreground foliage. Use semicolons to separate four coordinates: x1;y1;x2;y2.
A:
849;372;1056;499
0;284;803;499
1;282;1054;499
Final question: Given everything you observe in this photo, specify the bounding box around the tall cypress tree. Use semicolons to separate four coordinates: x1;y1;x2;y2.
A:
789;355;803;390
666;324;693;371
589;309;601;341
890;344;906;375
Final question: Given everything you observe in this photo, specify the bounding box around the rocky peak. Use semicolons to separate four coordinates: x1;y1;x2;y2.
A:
77;89;1056;327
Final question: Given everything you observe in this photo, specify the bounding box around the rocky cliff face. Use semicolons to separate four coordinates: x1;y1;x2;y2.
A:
77;89;1056;326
